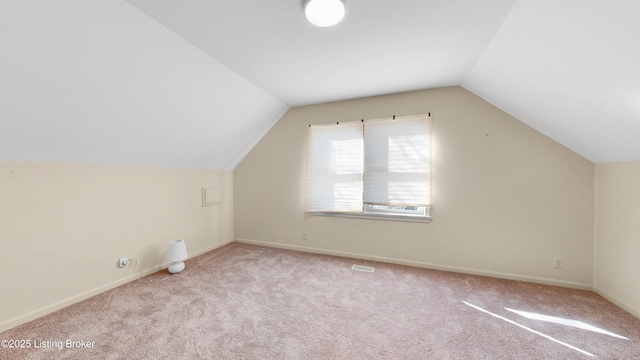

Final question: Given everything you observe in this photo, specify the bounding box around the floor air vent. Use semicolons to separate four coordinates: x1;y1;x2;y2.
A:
351;264;375;272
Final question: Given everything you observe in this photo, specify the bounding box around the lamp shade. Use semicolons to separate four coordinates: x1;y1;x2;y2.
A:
167;239;188;262
304;0;345;27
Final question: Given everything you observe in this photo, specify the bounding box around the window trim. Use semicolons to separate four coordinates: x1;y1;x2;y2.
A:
307;203;432;223
363;203;427;216
306;209;431;223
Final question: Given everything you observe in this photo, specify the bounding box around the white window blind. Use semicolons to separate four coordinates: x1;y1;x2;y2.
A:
305;114;431;217
363;115;431;206
304;121;363;212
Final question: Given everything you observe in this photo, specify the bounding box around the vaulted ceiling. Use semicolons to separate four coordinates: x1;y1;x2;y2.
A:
1;1;638;169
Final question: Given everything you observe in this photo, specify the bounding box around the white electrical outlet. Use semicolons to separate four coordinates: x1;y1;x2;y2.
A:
118;257;129;268
302;232;307;240
553;257;564;269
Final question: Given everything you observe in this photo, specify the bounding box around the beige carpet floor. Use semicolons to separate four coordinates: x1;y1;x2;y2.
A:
1;243;639;359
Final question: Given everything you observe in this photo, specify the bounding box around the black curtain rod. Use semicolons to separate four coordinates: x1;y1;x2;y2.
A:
308;113;431;128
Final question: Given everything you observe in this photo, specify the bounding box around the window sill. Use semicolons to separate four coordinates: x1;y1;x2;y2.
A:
306;211;431;223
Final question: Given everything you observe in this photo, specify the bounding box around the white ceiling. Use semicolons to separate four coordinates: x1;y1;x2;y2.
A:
1;0;639;169
126;0;516;106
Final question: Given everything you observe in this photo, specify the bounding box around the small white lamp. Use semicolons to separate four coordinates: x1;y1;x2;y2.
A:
167;239;188;274
304;0;346;27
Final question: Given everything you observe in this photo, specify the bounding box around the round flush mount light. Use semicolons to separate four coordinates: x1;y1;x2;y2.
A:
304;0;346;27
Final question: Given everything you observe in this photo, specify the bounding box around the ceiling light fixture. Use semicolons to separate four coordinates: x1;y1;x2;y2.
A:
304;0;346;27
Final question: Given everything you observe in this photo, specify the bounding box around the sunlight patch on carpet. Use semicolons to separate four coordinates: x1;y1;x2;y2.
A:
505;308;629;340
462;301;595;357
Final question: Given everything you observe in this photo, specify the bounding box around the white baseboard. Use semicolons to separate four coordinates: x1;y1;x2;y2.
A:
5;238;635;333
593;287;640;320
234;238;593;291
0;239;233;333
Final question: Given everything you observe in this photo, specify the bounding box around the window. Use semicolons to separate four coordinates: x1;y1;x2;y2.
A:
305;114;431;221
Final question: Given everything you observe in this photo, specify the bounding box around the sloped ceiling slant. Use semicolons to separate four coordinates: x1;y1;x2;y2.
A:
462;0;640;163
0;1;287;170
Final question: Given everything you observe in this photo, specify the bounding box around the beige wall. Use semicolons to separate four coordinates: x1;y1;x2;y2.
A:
234;86;595;287
0;161;233;331
595;161;640;317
